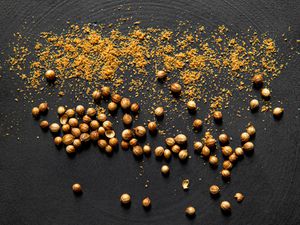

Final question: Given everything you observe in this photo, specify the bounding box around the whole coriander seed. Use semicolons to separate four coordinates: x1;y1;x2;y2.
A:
97;139;108;149
161;165;170;175
213;111;223;121
252;74;263;86
143;145;151;155
105;145;113;154
73;139;81;148
154;146;165;157
234;193;245;202
209;155;218;166
120;98;131;110
194;142;203;152
223;160;233;170
148;121;157;133
209;185;220;195
187;100;197;111
132;145;143;157
218;133;229;145
220;201;231;211
185;206;196;217
246;125;256;136
205;138;216;148
130;103;140;113
62;134;75;145
96;113;107;122
102;121;112;130
60;114;68;125
57;106;66;115
243;141;254;152
49;123;60;133
154;107;164;117
101;86;110;97
105;130;116;139
66;145;76;154
71;128;81;138
129;138;138;146
75;105;85;116
90;120;100;130
40;120;49;129
171;145;181;154
62;124;71;133
235;147;244;156
86;108;97;117
164;149;172;159
170;82;182;94
109;138;118;147
92;90;101;102
178;150;188;161
82;115;92;124
90;131;100;141
142;197;151;208
121;141;129;150
201;146;211;157
38;102;48;113
221;146;233;157
156;70;167;79
32;107;40;117
229;153;238;163
175;134;187;145
45;69;56;80
65;109;75;118
80;133;90;143
123;114;133;126
240;132;250;142
122;129;133;141
261;88;271;99
72;183;82;193
108;102;118;112
134;126;147;138
250;99;259;110
120;193;131;205
68;118;79;127
79;123;89;133
165;137;175;147
54;136;62;146
221;169;231;178
273;107;284;118
193;119;202;129
111;93;122;103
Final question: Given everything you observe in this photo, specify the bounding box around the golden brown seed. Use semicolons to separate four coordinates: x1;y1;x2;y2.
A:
68;118;79;127
96;113;107;122
164;149;172;159
97;127;105;136
156;70;167;79
161;165;170;175
193;119;202;129
38;102;48;113
246;125;256;136
90;120;100;130
250;99;259;110
45;69;55;80
240;132;250;143
109;137;118;147
39;120;49;129
59;114;68;125
171;145;181;154
154;107;164;117
75;105;85;116
73;139;81;148
105;130;115;139
129;138;138;146
62;134;75;145
178;150;188;160
221;169;231;178
165;137;175;147
273;107;284;117
65;109;75;118
121;141;129;150
90;131;100;141
235;147;244;156
213;111;222;121
92;90;101;101
243;142;254;151
72;183;82;193
170;82;182;93
205;138;216;148
120;98;131;110
201;146;211;157
220;201;231;211
185;206;196;217
234;193;245;202
142;197;151;208
221;146;233;157
122;129;133;141
105;145;113;154
111;93;122;103
175;134;187;145
218;133;229;145
209;155;218;166
32;107;40;117
82;115;92;124
97;139;108;149
134;126;147;138
102;121;112;130
120;193;131;205
132;145;143;157
49;123;60;133
154;146;165;157
130;103;140;113
54;136;62;146
79;123;89;133
187;100;196;111
57;106;66;115
261;88;271;98
108;102;118;112
194;142;203;152
209;185;220;195
71;128;81;138
66;145;76;154
62;124;71;133
229;153;238;163
80;133;90;143
86;108;97;117
223;160;233;170
252;74;263;86
143;145;151;155
101;86;110;97
148;121;157;133
122;114;132;126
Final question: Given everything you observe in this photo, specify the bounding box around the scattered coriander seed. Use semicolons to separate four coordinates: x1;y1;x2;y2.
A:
132;145;143;157
102;121;112;130
79;123;89;133
96;113;107;122
71;128;81;138
201;146;211;157
105;130;115;139
62;124;71;133
156;70;167;79
130;103;140;113
129;138;138;146
221;169;231;178
179;150;188;160
142;197;151;208
234;193;245;202
65;109;75;118
252;74;263;86
80;133;90;143
111;93;122;103
122;114;132;126
165;137;175;147
164;149;172;159
122;129;133;141
250;99;259;110
32;107;40;117
194;142;203;152
49;123;60;133
220;201;231;211
62;134;75;145
161;165;170;175
60;114;68;125
90;131;100;141
154;146;165;157
39;120;49;129
57;106;66;115
66;145;76;154
101;86;110;97
148;121;157;133
134;126;147;138
171;145;181;154
45;69;55;80
193;119;202;130
205;138;216;148
213;111;223;121
75;105;85;116
181;179;190;191
121;141;129;150
73;139;81;148
105;145;113;154
240;132;250;142
209;185;220;195
273;107;284;117
221;146;233;157
82;115;92;123
170;82;182;94
38;102;48;113
243;141;254;152
261;88;271;98
209;155;218;166
120;193;131;205
92;90;101;101
154;107;164;117
235;147;244;156
229;153;238;163
90;120;100;130
143;145;151;155
187;100;196;111
108;102;118;112
223;160;233;170
72;183;82;193
120;98;131;109
185;206;196;217
97;139;108;149
175;134;187;145
218;133;229;145
95;128;104;137
54;136;62;146
68;118;79;127
246;125;256;136
86;108;97;117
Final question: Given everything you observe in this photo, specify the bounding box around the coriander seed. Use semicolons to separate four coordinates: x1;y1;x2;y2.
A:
129;138;138;146
49;123;60;133
221;146;233;156
79;123;89;133
154;107;164;117
90;131;100;141
223;160;233;170
134;126;147;138
209;155;218;166
111;93;122;103
261;88;271;98
96;113;107;122
221;169;231;178
148;121;157;133
132;145;143;157
252;74;263;86
54;136;62;146
39;120;49;129
178;150;188;160
234;193;245;202
97;139;108;149
102;121;112;130
122;129;133;141
45;69;56;80
130;103;140;113
57;106;66;115
273;107;284;117
121;141;129;150
201;146;211;157
120;193;131;205
243;141;254;151
108;102;118;112
218;133;229;145
120;98;131;110
175;134;187;145
75;105;85;116
143;145;151;155
194;142;203;152
142;197;151;208
165;137;175;147
68;118;79;127
66;145;76;154
105;145;113;154
86;108;96;117
246;125;256;136
240;132;250;142
60;114;68;125
205;138;216;148
235;147;244;156
171;145;181;154
220;201;231;211
90;120;100;130
32;107;40;117
80;133;90;143
82;115;92;123
185;206;196;217
65;109;75;118
62;134;75;145
62;124;71;133
156;70;167;79
187;100;196;111
92;90;101;101
101;86;110;97
38;102;48;113
213;111;222;121
161;165;170;175
209;185;220;195
72;183;82;193
250;99;259;110
105;130;115;139
228;153;238;163
71;128;81;138
154;146;164;157
193;119;202;129
164;149;172;159
123;114;132;126
170;82;182;94
73;139;81;148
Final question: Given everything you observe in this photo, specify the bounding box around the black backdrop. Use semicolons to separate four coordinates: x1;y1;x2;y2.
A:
0;1;299;225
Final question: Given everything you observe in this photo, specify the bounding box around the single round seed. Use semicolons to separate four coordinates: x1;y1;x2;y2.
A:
62;124;71;133
86;108;97;117
49;123;60;133
171;145;181;154
234;193;245;202
261;88;271;98
45;69;55;80
148;121;157;133
109;138;118;147
82;115;92;124
123;114;132;126
108;102;118;112
66;145;76;154
164;149;172;159
121;141;129;150
105;145;113;154
235;147;244;156
170;82;182;93
193;119;202;129
178;150;188;160
175;134;187;145
142;197;151;208
185;206;196;217
63;134;75;145
229;153;238;163
60;114;68;125
223;160;233;170
129;138;138;147
32;107;40;117
205;138;216;148
73;139;81;148
246;125;256;136
154;107;164;117
102;121;112;130
143;145;151;155
250;99;259;110
97;139;108;149
54;136;62;146
79;123;89;133
134;126;147;138
243;142;254;151
209;155;218;166
122;129;133;141
120;193;131;205
57;106;66;115
101;86;110;97
75;105;85;116
90;131;100;141
218;133;229;145
38;102;48;113
221;146;233;157
187;100;196;111
154;146;165;157
194;142;203;152
92;90;101;101
240;132;250;143
80;133;90;143
72;183;82;193
161;165;170;175
132;145;143;157
165;137;175;147
130;103;140;113
201;146;210;157
96;113;107;122
220;201;231;211
65;109;75;118
120;98;131;110
221;169;231;178
213;111;222;121
90;120;100;130
273;107;284;117
71;128;81;138
68;118;79;127
252;74;263;86
111;93;122;103
156;70;167;79
39;120;49;129
209;185;220;195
